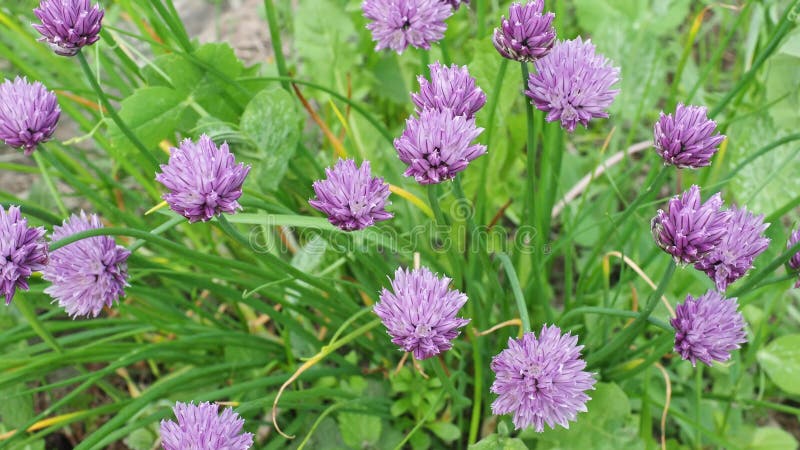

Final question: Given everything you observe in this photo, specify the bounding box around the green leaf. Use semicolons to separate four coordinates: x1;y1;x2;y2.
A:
123;428;157;450
765;28;800;130
337;412;382;448
110;86;188;155
143;43;245;123
291;235;328;273
427;422;460;443
469;433;529;450
293;0;360;98
572;0;690;120
0;383;36;429
728;116;800;213
757;334;800;395
110;43;250;165
239;87;301;191
745;427;799;450
410;430;432;450
525;382;645;449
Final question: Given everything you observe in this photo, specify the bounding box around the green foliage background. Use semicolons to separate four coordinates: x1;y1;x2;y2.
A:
0;0;799;449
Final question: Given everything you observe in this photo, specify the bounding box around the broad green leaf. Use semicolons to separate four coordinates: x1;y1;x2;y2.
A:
745;427;798;450
109;86;187;156
410;430;431;450
427;421;460;443
142;43;245;123
337;412;382;448
294;0;360;98
300;417;346;450
111;43;249;164
123;428;157;450
239;87;301;191
757;334;800;395
765;28;800;130
0;383;35;429
573;0;690;120
469;433;529;450
291;235;328;273
525;382;645;449
728;116;800;214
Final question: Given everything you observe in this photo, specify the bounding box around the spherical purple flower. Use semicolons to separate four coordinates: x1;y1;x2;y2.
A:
442;0;468;9
651;185;729;265
787;228;800;288
394;108;486;184
491;325;595;432
309;159;393;231
526;37;620;132
0;206;47;305
42;212;129;318
374;266;469;359
412;62;486;119
155;134;251;223
0;77;60;155
492;0;556;62
160;401;254;450
33;0;104;57
671;290;747;367
695;206;770;291
362;0;452;54
654;104;725;169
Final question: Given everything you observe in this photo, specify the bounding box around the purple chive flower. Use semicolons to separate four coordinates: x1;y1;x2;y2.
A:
651;185;729;265
42;212;129;318
671;290;747;367
442;0;468;9
33;0;104;57
362;0;452;54
394;108;486;184
526;37;620;132
654;104;725;169
787;229;800;288
374;266;469;360
160;401;254;450
309;159;393;231
155;134;251;223
695;206;770;291
0;77;60;155
412;62;486;119
0;206;48;305
491;325;595;432
492;0;556;62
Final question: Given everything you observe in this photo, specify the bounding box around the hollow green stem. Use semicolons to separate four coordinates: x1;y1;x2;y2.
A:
476;0;487;38
263;0;290;92
128;215;185;252
32;150;68;217
497;252;531;333
468;340;483;444
560;306;671;331
695;366;703;450
216;214;252;248
427;185;462;281
520;62;538;230
476;58;509;221
440;38;451;65
15;297;63;353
